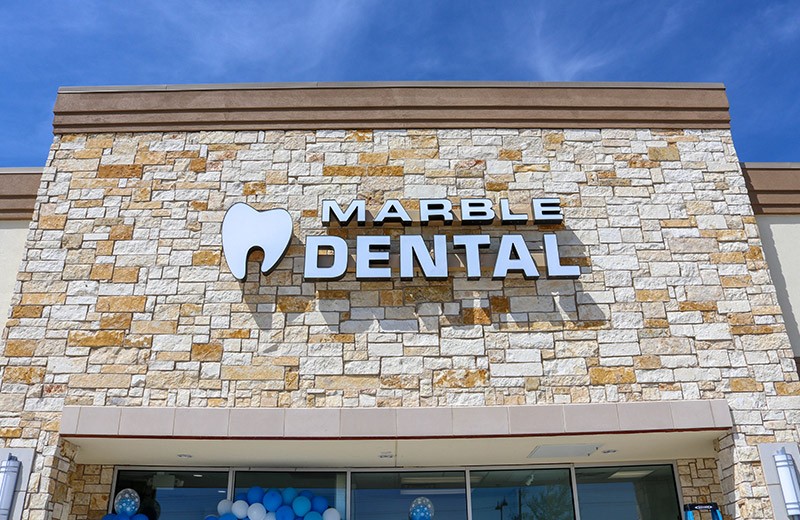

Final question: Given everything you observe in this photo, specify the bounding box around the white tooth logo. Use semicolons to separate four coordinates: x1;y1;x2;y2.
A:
222;203;293;281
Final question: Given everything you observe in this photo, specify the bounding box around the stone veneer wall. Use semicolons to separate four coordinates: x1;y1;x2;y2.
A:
1;128;799;519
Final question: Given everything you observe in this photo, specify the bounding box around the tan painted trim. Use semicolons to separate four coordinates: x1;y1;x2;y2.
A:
53;82;731;133
0;168;42;221
60;401;732;440
741;162;800;215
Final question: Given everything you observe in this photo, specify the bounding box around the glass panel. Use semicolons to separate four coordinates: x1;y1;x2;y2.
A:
575;465;681;520
351;471;468;520
470;468;575;520
233;471;346;519
113;469;228;520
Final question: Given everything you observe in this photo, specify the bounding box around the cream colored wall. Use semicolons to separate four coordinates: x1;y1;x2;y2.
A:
758;215;800;356
0;221;30;330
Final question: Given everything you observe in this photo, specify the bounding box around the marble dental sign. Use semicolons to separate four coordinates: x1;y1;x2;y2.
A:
221;198;580;282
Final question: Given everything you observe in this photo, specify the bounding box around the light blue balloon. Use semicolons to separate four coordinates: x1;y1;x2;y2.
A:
292;496;311;517
282;488;298;505
263;490;283;512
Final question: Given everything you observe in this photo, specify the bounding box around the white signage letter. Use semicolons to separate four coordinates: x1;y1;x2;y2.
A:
543;234;580;279
399;235;448;280
374;200;412;225
304;235;348;280
321;199;366;226
453;234;491;279
492;235;540;279
532;198;563;224
500;199;528;224
356;235;392;279
419;199;454;225
461;199;495;225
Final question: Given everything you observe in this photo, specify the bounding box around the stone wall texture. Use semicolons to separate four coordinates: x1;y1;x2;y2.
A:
1;127;799;519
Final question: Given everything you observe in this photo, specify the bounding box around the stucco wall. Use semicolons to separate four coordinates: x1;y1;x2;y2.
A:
757;215;800;356
0;221;30;331
1;128;798;519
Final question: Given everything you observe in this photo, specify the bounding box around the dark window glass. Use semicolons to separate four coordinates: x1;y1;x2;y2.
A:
233;471;346;518
470;468;575;520
575;465;681;520
113;470;228;520
351;471;468;520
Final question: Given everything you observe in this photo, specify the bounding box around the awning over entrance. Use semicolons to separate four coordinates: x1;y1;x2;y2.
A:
60;401;732;467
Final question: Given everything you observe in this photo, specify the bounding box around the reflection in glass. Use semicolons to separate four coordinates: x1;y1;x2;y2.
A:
113;470;228;520
575;465;681;520
351;471;468;520
470;468;575;520
234;471;346;517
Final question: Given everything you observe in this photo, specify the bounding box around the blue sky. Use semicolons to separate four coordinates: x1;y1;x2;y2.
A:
1;1;799;166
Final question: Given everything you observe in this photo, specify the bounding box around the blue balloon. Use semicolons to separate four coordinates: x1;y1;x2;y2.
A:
292;496;311;517
235;492;248;502
304;512;322;520
263;490;283;512
311;496;328;514
299;490;314;499
276;505;295;520
247;486;265;505
220;513;238;520
132;515;149;520
282;488;298;505
102;515;118;520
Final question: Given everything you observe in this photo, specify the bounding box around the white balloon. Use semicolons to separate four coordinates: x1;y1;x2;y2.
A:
265;513;277;520
248;503;267;520
322;508;341;520
218;499;233;516
231;500;249;519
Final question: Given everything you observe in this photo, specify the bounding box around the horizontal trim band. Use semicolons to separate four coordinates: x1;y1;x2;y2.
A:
741;163;800;215
53;82;732;133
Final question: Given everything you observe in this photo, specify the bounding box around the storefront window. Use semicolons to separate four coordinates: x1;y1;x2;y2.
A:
113;469;228;520
351;471;468;520
233;471;346;519
575;465;681;520
470;468;575;520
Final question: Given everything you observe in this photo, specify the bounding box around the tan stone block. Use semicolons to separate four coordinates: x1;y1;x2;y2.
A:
463;307;491;325
216;329;251;339
589;367;635;385
243;181;265;195
89;264;114;281
433;369;489;388
636;289;669;302
323;165;366;176
317;290;349;299
21;293;65;305
731;324;782;335
678;301;717;312
368;165;404;176
130;321;177;334
644;318;669;328
544;132;564;149
180;303;203;316
4;366;45;384
99;313;132;330
660;218;695;228
633;355;661;369
193;250;221;266
490;296;510;313
10;306;43;319
359;152;387;165
775;382;800;396
710;252;745;264
404;285;452;303
730;378;763;392
67;330;125;347
720;275;751;288
0;427;22;439
276;296;314;313
192;342;223;361
346;130;373;142
389;149;438;159
221;365;283;380
109;225;134;241
380;290;403;306
39;215;67;230
486;181;508;191
96;241;114;255
189;158;207;172
147;371;197;388
112;267;140;283
135;150;167;164
70;373;132;388
513;164;550;172
648;145;680;161
98;165;143;178
96;296;147;312
4;339;37;357
499;149;522;161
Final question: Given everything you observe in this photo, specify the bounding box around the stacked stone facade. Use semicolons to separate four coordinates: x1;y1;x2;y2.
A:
1;127;798;519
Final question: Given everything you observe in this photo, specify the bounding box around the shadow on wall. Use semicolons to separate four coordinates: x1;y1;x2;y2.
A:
756;217;800;357
237;223;605;341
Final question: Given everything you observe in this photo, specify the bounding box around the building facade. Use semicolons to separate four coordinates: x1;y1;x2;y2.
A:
2;83;800;520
